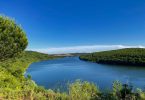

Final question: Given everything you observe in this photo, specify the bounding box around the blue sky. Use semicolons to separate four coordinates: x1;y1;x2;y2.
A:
0;0;145;53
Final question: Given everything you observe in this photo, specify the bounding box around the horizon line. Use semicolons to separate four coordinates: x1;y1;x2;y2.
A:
27;44;145;54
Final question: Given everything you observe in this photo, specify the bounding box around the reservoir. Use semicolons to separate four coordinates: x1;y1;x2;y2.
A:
26;57;145;91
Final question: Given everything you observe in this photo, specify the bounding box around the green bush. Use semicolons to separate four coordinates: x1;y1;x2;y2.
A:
68;80;100;100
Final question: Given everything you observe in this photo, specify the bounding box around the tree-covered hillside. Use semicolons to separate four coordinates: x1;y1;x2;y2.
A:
80;48;145;66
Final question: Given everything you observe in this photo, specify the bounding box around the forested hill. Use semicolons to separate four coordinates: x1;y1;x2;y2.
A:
79;48;145;66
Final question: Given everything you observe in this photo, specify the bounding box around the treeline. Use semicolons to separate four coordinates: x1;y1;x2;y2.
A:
80;48;145;66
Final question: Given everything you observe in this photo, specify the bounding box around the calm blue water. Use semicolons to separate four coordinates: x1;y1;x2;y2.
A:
25;57;145;91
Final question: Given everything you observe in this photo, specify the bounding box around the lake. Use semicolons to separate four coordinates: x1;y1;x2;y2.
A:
25;57;145;91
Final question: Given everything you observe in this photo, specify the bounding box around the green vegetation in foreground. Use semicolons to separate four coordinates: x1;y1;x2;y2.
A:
0;51;60;99
80;48;145;66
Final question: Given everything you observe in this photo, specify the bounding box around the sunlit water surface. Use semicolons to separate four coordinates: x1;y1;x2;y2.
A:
25;57;145;91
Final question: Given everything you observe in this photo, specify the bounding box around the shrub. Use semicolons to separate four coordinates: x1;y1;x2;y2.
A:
68;80;100;100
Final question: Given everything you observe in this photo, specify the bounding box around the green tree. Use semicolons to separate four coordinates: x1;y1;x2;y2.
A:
0;15;28;60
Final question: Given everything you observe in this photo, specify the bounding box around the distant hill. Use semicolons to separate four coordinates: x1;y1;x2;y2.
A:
79;48;145;66
52;53;89;57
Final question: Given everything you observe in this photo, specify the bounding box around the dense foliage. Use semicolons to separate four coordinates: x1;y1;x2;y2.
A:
0;51;60;99
0;16;28;61
80;48;145;66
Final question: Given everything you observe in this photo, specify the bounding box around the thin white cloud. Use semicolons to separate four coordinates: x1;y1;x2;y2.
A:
28;45;145;54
